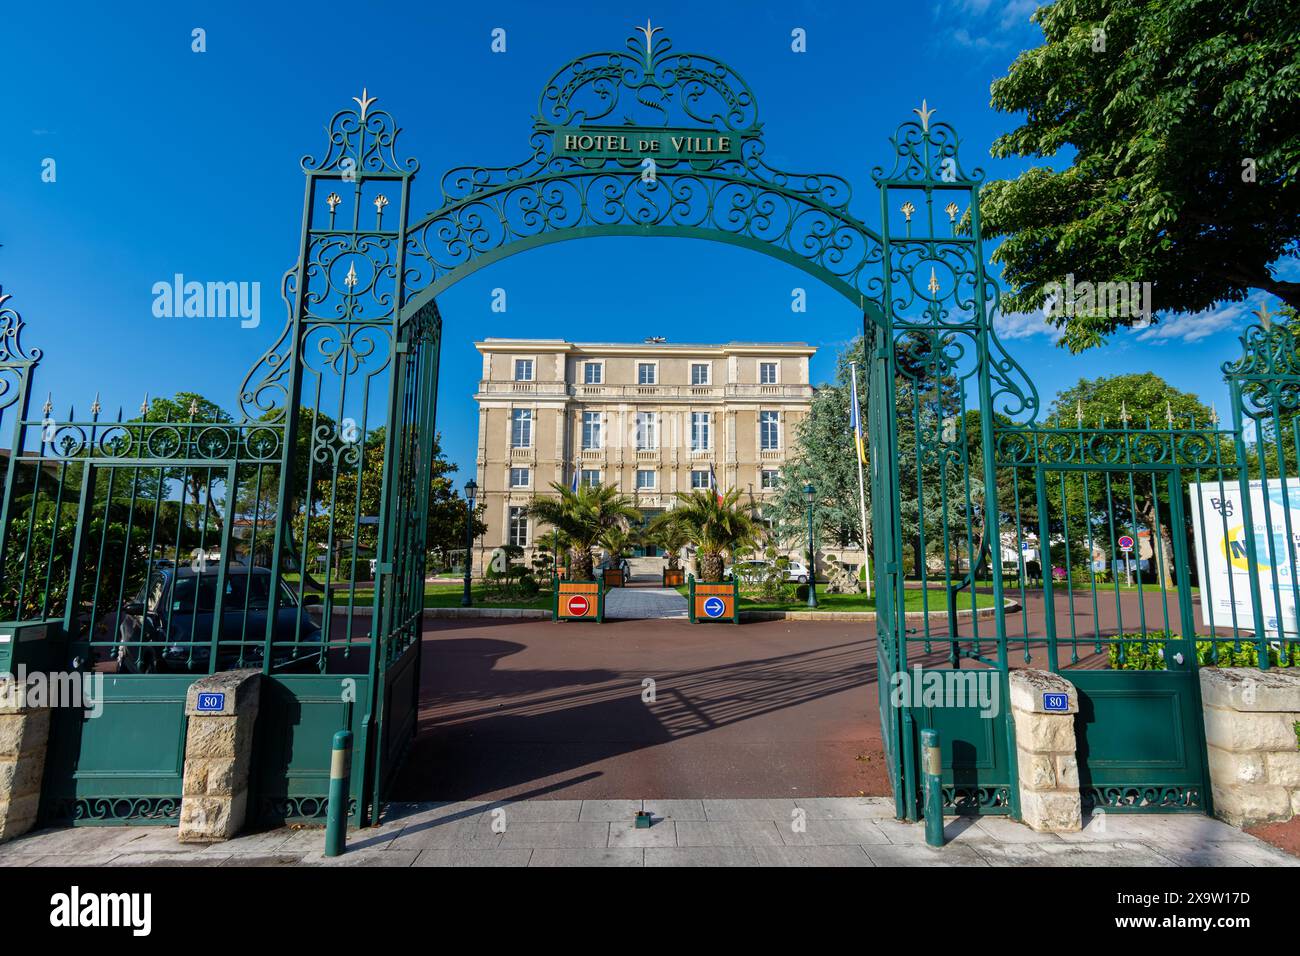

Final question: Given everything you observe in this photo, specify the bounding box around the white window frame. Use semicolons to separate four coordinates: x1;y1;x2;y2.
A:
635;469;656;490
690;469;710;490
637;361;658;386
509;467;531;488
580;469;601;488
583;360;604;385
690;411;711;451
514;357;535;382
581;411;603;450
635;411;658;450
759;361;779;385
760;410;781;450
760;468;778;490
511;408;533;448
507;506;529;547
690;362;711;386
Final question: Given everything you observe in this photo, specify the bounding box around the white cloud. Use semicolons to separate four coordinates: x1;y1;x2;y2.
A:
1133;302;1250;344
994;310;1064;342
933;0;1043;51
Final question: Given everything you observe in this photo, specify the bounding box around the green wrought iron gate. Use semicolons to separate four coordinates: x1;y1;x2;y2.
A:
5;23;1299;831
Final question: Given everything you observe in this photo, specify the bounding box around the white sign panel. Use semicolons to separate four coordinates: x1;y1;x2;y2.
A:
1189;479;1300;637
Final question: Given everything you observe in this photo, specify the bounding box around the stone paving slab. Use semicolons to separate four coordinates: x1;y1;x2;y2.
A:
0;797;1295;867
603;587;688;620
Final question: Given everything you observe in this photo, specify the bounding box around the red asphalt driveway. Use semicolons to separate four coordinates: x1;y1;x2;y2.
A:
391;617;887;801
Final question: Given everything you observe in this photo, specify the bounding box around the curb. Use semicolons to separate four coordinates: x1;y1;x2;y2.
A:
317;601;1017;624
739;601;1020;623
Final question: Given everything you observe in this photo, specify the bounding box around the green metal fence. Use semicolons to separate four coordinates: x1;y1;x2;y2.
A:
2;25;1296;830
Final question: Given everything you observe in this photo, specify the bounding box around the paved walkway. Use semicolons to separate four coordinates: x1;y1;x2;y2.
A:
1;799;1293;867
603;585;688;620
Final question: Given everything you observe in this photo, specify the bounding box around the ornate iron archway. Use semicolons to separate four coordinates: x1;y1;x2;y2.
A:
1;22;1242;833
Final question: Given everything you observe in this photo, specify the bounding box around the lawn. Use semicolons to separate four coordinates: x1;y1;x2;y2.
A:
303;579;554;611
675;584;998;613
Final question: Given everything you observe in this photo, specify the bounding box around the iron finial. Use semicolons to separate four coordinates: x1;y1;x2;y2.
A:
42;392;52;417
634;18;662;55
900;201;915;223
1257;302;1274;329
945;201;960;223
1120;400;1130;424
90;392;102;416
188;397;199;418
352;88;377;122
1211;402;1219;425
140;392;150;415
1076;399;1083;425
927;267;940;295
1165;399;1174;426
913;99;936;132
344;261;359;289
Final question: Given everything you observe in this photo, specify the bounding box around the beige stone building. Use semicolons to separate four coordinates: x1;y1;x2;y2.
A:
470;338;816;574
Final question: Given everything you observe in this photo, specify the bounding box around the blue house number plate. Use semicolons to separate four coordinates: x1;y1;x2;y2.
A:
1042;693;1068;712
196;692;226;713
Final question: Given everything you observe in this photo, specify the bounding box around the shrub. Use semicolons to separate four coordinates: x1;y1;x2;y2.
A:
794;583;810;602
1107;635;1300;670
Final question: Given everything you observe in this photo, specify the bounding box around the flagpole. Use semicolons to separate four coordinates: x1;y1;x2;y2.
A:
850;360;872;599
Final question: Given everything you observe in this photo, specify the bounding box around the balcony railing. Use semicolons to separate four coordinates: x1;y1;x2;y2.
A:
476;382;811;400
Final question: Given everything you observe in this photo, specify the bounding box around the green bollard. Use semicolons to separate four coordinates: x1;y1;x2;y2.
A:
921;728;944;848
324;730;353;857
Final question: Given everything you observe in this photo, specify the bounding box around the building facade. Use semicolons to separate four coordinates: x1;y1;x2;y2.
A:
471;338;816;574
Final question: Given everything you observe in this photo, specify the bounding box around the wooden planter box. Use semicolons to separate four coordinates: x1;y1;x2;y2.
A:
602;567;625;588
554;579;604;622
663;568;685;587
687;576;741;624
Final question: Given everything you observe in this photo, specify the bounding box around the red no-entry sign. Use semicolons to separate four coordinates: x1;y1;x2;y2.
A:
566;594;590;616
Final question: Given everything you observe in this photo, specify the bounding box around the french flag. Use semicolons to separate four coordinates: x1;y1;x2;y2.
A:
709;462;723;504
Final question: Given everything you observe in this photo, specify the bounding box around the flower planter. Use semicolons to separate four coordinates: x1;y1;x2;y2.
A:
602;567;625;588
663;568;685;587
687;575;741;624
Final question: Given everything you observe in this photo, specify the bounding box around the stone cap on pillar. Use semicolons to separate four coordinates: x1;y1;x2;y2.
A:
1009;669;1078;715
1200;666;1300;713
185;669;262;718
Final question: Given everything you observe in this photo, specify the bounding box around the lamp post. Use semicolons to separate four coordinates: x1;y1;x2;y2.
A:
803;482;818;608
461;478;478;607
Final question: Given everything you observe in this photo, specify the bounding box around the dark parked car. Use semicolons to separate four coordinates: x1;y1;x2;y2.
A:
115;566;323;674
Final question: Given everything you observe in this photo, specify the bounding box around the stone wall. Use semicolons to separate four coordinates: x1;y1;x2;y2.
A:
1201;667;1300;828
1009;669;1082;832
178;669;261;843
0;675;49;843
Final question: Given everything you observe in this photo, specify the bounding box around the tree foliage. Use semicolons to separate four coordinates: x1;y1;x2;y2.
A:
982;0;1300;351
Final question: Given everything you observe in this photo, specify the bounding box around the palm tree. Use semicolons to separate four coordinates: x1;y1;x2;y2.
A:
646;510;691;571
670;488;761;581
598;525;632;569
525;482;641;580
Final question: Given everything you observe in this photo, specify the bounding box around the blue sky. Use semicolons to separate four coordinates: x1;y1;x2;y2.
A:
0;0;1286;478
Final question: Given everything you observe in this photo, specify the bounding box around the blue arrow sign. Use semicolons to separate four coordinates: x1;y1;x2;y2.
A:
703;596;726;618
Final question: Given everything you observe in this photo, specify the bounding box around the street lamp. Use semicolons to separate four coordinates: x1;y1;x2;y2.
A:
803;482;818;608
461;478;478;607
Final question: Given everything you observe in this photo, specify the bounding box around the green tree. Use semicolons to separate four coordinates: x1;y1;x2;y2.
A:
525;482;641;580
982;0;1300;351
670;488;761;581
1047;373;1215;587
646;511;691;571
